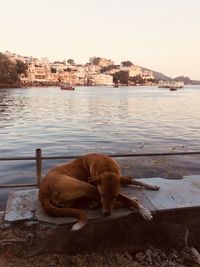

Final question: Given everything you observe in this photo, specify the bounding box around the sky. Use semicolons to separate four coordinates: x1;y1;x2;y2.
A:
0;0;200;79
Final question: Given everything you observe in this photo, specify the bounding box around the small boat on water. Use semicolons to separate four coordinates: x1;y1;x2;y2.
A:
113;84;119;88
170;87;178;91
60;84;75;90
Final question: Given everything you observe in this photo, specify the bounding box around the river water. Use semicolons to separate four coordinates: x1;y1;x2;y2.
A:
0;85;200;206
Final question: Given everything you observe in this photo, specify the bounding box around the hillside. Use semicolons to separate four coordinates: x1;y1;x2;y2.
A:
174;76;200;85
141;66;172;81
141;67;200;84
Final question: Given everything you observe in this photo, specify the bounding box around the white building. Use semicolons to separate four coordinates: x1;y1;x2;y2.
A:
141;70;154;80
91;74;113;85
27;64;51;82
50;62;67;71
121;65;142;77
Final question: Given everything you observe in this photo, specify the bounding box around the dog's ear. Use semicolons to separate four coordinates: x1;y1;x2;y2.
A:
88;176;101;185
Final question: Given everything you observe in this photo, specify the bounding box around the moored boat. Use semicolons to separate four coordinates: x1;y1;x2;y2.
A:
170;87;178;91
60;84;75;90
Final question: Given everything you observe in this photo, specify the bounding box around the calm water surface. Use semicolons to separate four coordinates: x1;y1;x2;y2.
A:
0;86;200;204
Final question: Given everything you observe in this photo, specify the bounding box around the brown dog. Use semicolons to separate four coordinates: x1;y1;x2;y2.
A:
39;153;159;231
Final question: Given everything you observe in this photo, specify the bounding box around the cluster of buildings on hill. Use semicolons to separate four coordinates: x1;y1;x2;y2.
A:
5;51;155;86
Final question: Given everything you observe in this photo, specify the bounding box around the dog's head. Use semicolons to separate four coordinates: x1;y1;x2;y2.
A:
89;173;120;216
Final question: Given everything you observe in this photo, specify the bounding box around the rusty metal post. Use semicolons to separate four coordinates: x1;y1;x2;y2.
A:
36;148;42;188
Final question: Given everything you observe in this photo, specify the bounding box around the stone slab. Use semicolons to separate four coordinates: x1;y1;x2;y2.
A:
4;189;38;222
4;175;200;225
36;202;136;225
142;176;200;210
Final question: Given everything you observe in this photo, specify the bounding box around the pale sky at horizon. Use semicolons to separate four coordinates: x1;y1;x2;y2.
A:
1;0;200;79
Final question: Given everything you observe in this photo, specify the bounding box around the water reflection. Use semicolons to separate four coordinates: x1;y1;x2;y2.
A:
1;86;200;155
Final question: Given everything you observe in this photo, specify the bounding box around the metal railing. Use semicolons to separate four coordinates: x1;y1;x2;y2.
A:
0;148;200;189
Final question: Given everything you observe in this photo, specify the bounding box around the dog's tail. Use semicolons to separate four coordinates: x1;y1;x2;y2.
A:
42;198;88;231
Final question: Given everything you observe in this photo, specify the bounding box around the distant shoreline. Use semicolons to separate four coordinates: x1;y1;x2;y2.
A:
0;82;59;89
0;82;156;89
1;82;199;90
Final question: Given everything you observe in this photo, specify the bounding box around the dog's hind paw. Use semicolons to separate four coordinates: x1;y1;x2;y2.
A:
131;197;138;201
138;205;153;221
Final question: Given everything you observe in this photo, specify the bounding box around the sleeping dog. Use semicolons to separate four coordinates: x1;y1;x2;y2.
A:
39;153;159;231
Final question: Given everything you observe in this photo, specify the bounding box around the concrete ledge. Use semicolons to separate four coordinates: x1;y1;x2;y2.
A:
4;175;200;224
1;175;200;256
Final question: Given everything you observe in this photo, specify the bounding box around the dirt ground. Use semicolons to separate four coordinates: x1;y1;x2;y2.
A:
1;246;200;267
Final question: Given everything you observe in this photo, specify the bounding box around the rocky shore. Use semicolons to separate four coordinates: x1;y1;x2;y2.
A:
0;81;60;89
0;83;21;89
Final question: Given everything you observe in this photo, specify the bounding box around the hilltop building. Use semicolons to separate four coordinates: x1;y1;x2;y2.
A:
89;57;114;67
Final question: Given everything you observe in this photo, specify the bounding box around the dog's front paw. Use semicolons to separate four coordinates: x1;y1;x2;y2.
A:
150;185;160;190
138;205;153;221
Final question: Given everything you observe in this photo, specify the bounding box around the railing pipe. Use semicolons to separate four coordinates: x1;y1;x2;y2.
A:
41;151;200;160
0;148;200;189
0;150;200;161
36;148;42;188
0;157;36;161
0;183;37;189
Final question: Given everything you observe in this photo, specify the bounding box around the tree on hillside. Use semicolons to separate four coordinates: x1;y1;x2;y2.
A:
92;57;101;65
121;60;133;67
16;60;28;75
113;70;129;84
100;65;120;73
67;59;75;65
50;68;57;73
173;76;194;84
129;75;145;84
0;53;19;86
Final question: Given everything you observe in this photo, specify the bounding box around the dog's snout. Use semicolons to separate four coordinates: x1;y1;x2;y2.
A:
103;209;111;216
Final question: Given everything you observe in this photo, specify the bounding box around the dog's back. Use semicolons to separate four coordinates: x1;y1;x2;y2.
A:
49;153;121;180
81;153;121;177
